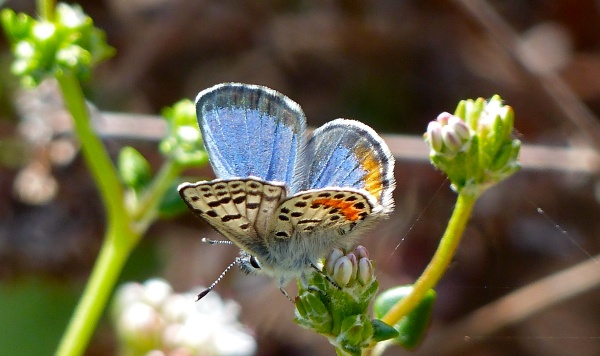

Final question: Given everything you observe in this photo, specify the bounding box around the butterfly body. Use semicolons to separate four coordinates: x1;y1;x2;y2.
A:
179;83;395;285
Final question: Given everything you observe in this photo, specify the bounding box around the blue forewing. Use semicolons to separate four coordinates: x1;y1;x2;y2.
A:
196;83;307;188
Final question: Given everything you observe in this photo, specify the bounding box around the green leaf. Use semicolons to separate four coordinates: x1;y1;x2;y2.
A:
374;285;437;349
370;319;399;342
118;146;151;190
294;289;333;334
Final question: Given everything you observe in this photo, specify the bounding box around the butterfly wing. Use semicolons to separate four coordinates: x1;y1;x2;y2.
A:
179;178;287;254
266;119;395;260
303;119;395;213
196;83;307;187
181;83;307;254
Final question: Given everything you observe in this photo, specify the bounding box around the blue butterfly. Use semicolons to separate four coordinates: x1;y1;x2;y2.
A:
179;83;395;296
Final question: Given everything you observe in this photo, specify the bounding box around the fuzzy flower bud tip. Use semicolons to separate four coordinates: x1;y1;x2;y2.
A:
448;116;470;141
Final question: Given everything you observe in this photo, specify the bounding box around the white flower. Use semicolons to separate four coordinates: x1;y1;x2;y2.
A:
112;279;256;356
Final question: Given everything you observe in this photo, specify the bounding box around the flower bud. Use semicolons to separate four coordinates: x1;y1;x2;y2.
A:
32;22;55;41
117;302;163;350
436;112;452;125
58;3;87;28
295;290;333;334
441;125;462;152
333;256;353;286
425;95;521;196
162;294;189;324
337;314;373;348
426;121;443;152
357;257;374;285
346;252;358;282
325;248;345;275
354;245;369;260
448;116;471;142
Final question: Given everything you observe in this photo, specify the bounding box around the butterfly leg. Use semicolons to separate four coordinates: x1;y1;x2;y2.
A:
201;237;233;245
279;286;294;303
310;262;341;290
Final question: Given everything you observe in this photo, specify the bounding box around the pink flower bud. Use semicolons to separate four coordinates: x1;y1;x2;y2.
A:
436;112;452;125
354;245;369;260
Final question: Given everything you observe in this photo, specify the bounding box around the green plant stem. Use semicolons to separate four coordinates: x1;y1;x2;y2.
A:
56;73;128;224
54;73;138;355
56;225;137;356
380;192;477;327
131;159;182;232
37;0;55;20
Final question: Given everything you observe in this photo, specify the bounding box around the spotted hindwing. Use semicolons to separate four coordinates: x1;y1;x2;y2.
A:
178;178;287;250
268;188;373;239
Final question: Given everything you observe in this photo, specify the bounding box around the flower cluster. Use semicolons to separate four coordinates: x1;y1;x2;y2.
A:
112;279;256;356
1;3;114;86
324;245;374;288
424;95;521;196
426;112;471;155
159;99;208;167
295;246;384;356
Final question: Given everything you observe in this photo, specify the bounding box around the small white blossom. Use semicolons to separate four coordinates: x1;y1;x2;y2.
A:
113;279;256;356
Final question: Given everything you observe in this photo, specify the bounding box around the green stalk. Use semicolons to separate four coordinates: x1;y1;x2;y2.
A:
37;0;55;20
56;74;128;224
55;73;137;355
131;159;182;232
56;224;136;356
380;192;477;326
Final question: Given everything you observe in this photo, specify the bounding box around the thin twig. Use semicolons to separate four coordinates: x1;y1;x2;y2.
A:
92;112;600;174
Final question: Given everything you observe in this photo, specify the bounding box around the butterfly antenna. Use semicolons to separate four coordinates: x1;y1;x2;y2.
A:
196;257;241;301
201;237;233;245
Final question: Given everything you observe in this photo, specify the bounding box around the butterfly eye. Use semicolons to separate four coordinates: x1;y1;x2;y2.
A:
250;256;261;269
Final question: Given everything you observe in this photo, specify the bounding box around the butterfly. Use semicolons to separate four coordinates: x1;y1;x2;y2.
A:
178;83;395;297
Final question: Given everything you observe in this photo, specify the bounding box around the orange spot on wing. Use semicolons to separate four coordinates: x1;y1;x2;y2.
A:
354;146;383;200
313;198;364;221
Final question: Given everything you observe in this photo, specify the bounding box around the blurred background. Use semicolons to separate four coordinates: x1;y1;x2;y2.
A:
1;0;600;355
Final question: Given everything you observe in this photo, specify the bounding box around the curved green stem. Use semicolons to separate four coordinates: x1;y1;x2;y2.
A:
131;159;182;232
55;73;137;355
381;192;477;326
56;224;137;356
56;74;127;224
37;0;55;20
